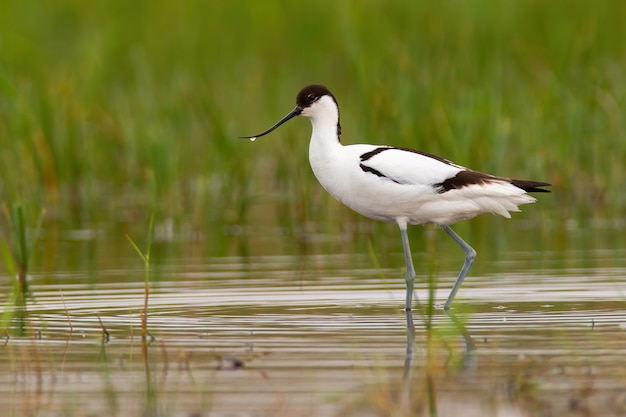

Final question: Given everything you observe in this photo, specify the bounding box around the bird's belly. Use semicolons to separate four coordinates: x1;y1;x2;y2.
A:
341;186;453;225
325;181;512;225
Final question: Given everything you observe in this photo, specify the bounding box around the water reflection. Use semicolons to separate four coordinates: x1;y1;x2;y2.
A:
1;247;626;416
401;308;478;412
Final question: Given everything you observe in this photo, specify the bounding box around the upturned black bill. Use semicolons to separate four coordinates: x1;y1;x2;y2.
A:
240;107;302;139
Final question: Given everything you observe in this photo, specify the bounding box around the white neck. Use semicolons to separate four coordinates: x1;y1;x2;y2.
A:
303;95;342;147
306;96;346;202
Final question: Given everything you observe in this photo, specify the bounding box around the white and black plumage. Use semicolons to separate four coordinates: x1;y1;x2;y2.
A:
242;84;550;311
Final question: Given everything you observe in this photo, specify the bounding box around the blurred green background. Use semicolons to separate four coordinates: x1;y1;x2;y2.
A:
0;0;624;271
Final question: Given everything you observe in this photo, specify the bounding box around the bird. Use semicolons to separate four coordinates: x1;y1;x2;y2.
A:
241;84;550;311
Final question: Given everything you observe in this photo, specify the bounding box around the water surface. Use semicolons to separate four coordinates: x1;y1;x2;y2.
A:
2;222;626;416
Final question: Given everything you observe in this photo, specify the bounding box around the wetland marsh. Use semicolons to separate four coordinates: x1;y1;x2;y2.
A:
1;1;626;416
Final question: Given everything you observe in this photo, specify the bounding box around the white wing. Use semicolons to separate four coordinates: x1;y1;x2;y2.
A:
358;146;465;188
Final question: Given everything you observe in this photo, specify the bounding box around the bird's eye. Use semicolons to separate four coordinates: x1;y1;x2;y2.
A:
307;93;315;101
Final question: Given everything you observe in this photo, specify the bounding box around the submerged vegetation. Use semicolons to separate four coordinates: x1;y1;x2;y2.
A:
0;204;45;334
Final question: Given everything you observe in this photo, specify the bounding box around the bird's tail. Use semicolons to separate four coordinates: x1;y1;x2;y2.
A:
510;180;551;193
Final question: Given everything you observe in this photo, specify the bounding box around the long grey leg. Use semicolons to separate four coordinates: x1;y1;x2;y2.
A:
398;220;415;311
398;220;416;311
441;225;476;311
404;308;415;358
398;220;416;370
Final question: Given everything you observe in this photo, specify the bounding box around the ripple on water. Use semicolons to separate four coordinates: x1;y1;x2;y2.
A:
2;250;626;416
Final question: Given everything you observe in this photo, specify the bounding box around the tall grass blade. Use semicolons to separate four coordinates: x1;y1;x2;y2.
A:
126;212;157;415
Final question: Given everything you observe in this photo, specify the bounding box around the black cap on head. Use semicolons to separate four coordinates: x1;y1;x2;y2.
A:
296;85;337;109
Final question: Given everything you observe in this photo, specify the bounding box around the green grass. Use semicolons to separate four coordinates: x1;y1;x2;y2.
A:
0;204;45;334
0;0;624;263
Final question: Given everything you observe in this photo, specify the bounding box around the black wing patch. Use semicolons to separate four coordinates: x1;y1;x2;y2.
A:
360;146;453;165
359;163;401;184
435;170;552;194
435;170;497;193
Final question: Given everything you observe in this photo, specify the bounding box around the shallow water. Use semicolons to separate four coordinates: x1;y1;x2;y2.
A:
2;222;626;417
